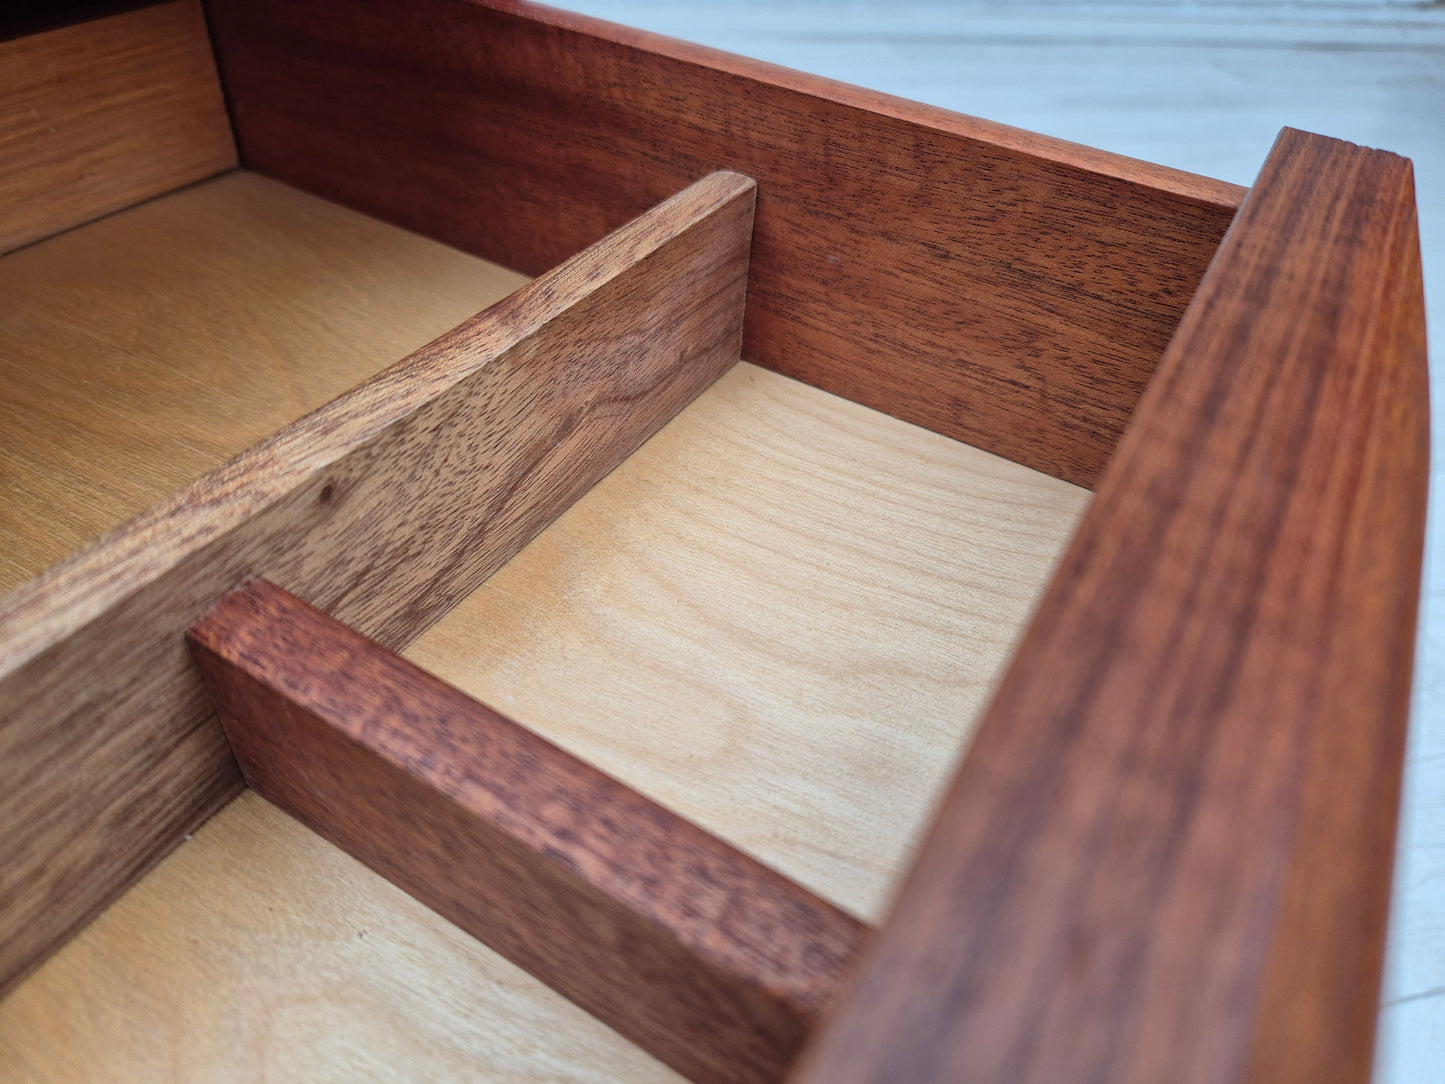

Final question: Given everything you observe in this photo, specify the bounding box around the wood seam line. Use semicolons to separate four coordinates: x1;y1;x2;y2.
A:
187;579;867;1084
0;170;756;999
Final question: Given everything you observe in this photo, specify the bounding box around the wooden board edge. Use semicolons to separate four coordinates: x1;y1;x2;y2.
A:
481;0;1246;212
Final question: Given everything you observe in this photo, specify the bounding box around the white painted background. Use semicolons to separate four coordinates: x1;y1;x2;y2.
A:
557;2;1445;1078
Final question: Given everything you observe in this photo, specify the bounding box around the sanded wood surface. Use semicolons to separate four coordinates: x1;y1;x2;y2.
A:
793;129;1429;1084
0;791;685;1084
0;171;530;594
0;1;236;254
407;361;1090;921
191;581;864;1084
0;171;755;997
206;0;1245;488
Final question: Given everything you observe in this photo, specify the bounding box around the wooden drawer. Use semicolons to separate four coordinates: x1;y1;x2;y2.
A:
0;3;1428;1082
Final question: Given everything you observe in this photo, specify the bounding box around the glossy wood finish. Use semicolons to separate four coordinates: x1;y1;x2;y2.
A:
793;129;1429;1084
0;0;235;254
0;171;754;997
191;581;864;1084
408;361;1089;921
205;0;1245;488
0;171;529;594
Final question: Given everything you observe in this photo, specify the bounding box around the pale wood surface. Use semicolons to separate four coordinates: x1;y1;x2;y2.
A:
407;362;1091;921
0;170;753;997
0;1;237;255
0;170;529;594
0;792;684;1084
3;365;1087;1081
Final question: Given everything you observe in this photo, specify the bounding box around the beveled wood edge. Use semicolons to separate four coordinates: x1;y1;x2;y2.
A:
792;128;1429;1084
490;0;1244;211
0;170;756;998
189;579;865;1084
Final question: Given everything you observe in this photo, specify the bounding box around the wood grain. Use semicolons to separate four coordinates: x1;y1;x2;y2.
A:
0;0;236;254
0;170;754;998
406;361;1091;921
1;364;1085;1084
0;791;685;1084
0;170;529;594
191;581;865;1084
792;128;1429;1084
205;0;1246;488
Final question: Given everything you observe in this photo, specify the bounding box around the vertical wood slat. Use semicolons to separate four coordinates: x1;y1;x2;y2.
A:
0;0;237;254
0;170;756;999
792;129;1429;1084
204;0;1245;489
188;580;865;1084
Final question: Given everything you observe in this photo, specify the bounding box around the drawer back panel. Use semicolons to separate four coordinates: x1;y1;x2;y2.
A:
0;0;236;255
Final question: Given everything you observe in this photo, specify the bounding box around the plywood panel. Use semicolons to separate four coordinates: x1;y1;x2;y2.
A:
0;1;237;254
2;361;1087;1082
406;363;1091;921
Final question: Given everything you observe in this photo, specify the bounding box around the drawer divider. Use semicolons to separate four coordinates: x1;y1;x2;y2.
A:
188;579;865;1084
0;170;756;1001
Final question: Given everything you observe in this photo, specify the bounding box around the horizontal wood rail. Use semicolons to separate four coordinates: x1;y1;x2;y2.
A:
792;128;1429;1084
189;580;865;1084
206;0;1247;488
0;170;755;998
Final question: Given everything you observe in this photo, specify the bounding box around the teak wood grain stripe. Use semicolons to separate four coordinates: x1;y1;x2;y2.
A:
204;0;1245;488
0;171;756;998
0;0;236;254
792;129;1428;1084
189;581;865;1084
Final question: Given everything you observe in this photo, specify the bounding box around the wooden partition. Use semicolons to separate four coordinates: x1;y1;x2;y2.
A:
205;0;1245;488
0;171;755;997
190;580;863;1084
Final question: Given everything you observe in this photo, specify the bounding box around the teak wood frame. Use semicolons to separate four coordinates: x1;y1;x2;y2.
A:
0;2;1429;1083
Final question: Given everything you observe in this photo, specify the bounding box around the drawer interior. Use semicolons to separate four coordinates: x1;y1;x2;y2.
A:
0;158;1086;1077
2;1;1423;1080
